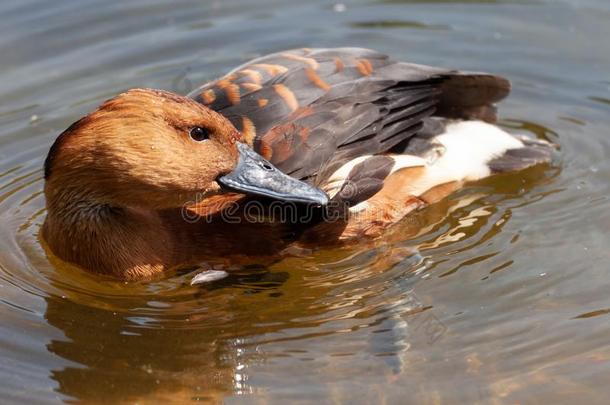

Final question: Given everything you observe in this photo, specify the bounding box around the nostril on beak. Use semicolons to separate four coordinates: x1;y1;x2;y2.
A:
260;162;273;171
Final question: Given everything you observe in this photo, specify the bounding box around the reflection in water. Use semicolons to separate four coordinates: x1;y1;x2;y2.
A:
44;292;242;401
40;248;424;401
34;167;548;402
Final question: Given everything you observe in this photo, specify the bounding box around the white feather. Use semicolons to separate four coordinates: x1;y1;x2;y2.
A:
433;121;523;180
400;121;523;196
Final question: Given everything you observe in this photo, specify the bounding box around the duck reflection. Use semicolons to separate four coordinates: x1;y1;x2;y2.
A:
43;247;432;403
43;269;291;402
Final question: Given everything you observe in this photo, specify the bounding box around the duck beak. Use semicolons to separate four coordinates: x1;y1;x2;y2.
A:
218;143;329;205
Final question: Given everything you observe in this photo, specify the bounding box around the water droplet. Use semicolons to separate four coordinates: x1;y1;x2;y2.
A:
333;3;346;12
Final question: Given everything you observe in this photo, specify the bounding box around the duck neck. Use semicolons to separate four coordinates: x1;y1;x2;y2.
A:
42;182;174;279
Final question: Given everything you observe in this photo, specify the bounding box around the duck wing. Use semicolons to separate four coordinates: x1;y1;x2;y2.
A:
188;48;510;183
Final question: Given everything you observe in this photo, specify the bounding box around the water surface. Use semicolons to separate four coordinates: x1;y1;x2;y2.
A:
1;0;609;403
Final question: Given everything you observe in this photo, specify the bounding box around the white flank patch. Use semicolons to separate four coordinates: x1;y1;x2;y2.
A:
401;121;524;196
324;120;524;202
433;121;523;180
387;155;428;173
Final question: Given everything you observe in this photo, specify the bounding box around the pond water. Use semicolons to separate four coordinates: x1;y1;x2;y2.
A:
1;0;609;403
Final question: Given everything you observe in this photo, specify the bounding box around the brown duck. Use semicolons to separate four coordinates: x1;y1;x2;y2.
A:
42;48;553;280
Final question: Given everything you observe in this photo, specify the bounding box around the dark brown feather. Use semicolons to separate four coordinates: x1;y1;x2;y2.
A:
335;156;395;206
488;142;554;173
188;47;511;184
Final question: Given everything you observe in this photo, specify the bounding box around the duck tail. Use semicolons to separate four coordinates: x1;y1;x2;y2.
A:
486;135;556;173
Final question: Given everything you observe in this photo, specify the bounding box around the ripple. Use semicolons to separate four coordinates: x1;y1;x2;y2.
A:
588;96;610;106
573;309;610;319
349;20;448;30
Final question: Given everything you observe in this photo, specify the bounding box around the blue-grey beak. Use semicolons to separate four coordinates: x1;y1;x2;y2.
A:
218;143;328;206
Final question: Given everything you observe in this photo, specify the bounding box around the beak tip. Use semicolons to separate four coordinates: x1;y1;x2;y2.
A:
312;191;329;206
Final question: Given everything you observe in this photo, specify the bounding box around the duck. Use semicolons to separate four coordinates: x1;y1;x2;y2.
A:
42;47;553;280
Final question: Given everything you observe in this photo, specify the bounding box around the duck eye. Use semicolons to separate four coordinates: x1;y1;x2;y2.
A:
189;126;211;142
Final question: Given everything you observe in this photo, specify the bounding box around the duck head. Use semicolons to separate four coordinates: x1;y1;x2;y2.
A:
44;88;328;211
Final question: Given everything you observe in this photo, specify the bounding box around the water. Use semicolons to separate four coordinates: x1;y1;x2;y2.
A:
1;0;609;403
